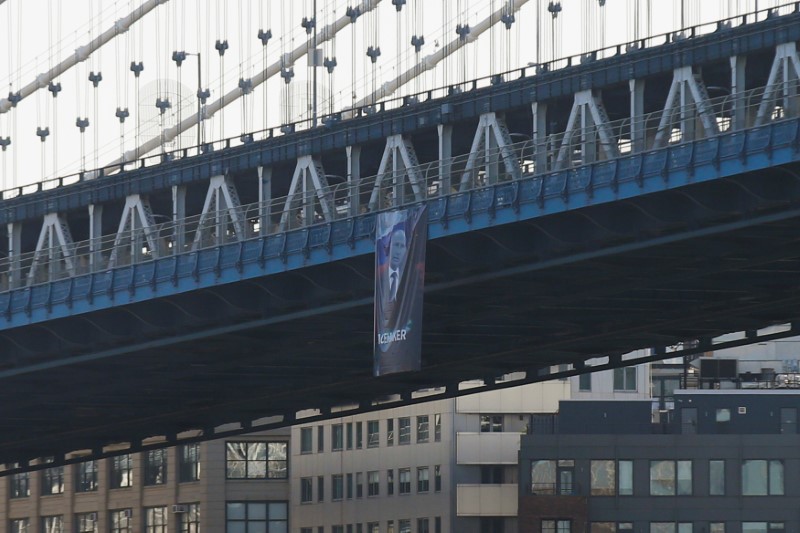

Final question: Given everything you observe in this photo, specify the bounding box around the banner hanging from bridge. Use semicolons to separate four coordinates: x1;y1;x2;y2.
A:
374;205;428;376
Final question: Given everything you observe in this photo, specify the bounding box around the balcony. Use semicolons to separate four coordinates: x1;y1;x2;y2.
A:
456;484;518;516
457;432;521;464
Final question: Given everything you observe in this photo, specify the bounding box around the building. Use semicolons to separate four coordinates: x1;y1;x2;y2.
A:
2;428;290;533
518;391;800;533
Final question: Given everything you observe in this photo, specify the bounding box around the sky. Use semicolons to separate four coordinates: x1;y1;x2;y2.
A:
0;0;783;191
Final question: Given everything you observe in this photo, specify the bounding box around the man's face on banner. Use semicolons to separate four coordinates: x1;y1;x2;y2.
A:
389;229;407;270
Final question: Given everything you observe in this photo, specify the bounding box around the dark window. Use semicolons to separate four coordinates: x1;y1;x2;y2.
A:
346;423;353;450
179;504;200;533
579;373;592;391
613;367;637;391
387;469;394;495
301;477;313;503
332;424;344;450
76;461;98;492
225;502;287;533
399;417;411;444
434;414;442;442
417;416;429;442
356;472;364;498
109;510;132;533
418;518;430;533
417;467;430;492
480;415;503;432
399;520;411;533
300;427;313;454
542;520;571;533
10;519;29;533
145;507;168;533
399;468;411;493
387;419;395;446
317;426;324;452
225;441;287;479
110;455;133;489
435;517;442;533
558;460;575;495
435;465;442;492
9;468;30;498
144;449;167;486
332;474;344;500
347;473;353;499
41;462;64;495
780;408;797;434
481;466;505;484
368;471;380;496
481;517;505;533
356;422;363;449
179;444;200;482
367;420;380;448
317;476;324;502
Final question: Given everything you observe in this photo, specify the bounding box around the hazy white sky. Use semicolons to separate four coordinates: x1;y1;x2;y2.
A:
0;0;779;190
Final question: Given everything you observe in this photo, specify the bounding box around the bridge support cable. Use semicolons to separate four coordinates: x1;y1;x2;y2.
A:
458;112;521;191
109;0;384;169
279;156;333;231
346;146;362;217
193;175;246;249
108;195;159;268
27;213;76;285
653;66;719;148
754;42;800;126
368;134;424;211
554;90;618;170
0;0;170;115
351;0;530;109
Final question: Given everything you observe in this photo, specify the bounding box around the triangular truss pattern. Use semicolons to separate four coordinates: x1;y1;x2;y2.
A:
279;156;334;231
555;90;618;169
193;175;246;248
653;66;719;148
368;134;424;210
108;194;160;268
755;42;800;126
28;213;76;284
459;112;522;189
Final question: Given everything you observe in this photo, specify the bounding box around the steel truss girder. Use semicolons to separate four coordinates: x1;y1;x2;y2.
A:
108;194;159;268
653;66;719;148
459;112;522;190
554;90;618;169
755;42;800;126
193;175;246;248
279;156;333;231
368;134;425;210
28;213;76;285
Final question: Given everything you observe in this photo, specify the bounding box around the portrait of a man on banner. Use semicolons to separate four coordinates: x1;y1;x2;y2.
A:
374;205;428;376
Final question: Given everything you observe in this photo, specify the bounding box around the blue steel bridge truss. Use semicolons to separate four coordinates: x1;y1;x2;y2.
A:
3;6;800;466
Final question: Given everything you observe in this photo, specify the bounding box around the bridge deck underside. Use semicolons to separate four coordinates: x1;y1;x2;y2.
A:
3;160;800;462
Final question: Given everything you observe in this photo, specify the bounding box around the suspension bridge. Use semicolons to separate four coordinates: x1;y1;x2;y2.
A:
2;0;800;468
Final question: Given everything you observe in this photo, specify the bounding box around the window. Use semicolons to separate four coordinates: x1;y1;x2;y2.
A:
76;513;98;533
333;424;344;450
435;465;442;492
434;413;442;442
226;502;288;533
716;409;731;422
618;460;633;496
709;524;725;533
388;521;395;533
356;472;364;498
356;422;363;449
418;518;430;533
42;516;63;533
318;426;325;452
145;507;167;533
109;510;132;533
10;470;29;498
435;517;442;533
42;463;65;495
387;419;395;446
332;474;344;500
179;504;200;533
387;469;394;495
418;466;430;492
579;373;592;391
591;524;615;533
650;524;692;533
317;476;324;502
482;466;505;484
399;417;411;444
145;449;167;485
591;460;615;496
76;460;98;492
368;470;380;496
398;520;411;533
742;523;784;533
300;427;313;454
368;523;380;533
531;460;556;494
399;468;411;494
417;415;430;442
301;477;313;503
225;441;287;479
347;473;353;499
613;367;637;391
709;460;725;496
346;423;353;450
179;444;200;482
542;520;571;533
742;460;784;495
367;420;380;447
11;519;29;533
333;527;344;533
480;415;503;432
110;455;133;489
301;530;313;533
649;460;692;496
